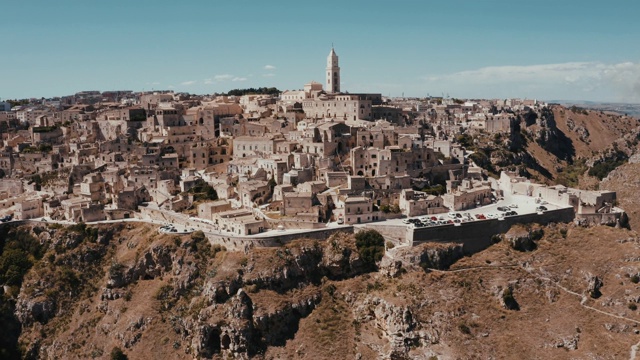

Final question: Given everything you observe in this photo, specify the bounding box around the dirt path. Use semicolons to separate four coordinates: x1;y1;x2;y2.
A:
426;262;640;358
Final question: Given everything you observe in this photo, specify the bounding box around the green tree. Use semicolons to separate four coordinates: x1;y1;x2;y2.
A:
355;230;385;271
110;347;128;360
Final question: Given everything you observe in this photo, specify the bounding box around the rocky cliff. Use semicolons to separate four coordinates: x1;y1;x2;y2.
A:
2;218;640;359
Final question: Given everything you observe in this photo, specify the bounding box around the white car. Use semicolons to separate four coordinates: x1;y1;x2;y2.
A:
509;204;519;208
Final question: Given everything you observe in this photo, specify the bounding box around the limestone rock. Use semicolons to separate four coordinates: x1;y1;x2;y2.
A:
15;297;56;325
586;274;603;299
506;232;536;252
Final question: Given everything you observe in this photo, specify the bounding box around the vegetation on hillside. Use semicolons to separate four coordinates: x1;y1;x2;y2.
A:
224;87;280;96
185;180;218;202
588;150;629;180
354;230;385;271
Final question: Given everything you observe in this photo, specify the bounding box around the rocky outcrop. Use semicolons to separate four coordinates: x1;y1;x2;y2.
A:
253;292;321;346
353;296;434;359
203;274;243;305
321;237;366;279
383;243;464;273
207;237;368;297
586;274;603;299
506;232;536;252
107;245;173;289
15;296;56;325
191;289;321;358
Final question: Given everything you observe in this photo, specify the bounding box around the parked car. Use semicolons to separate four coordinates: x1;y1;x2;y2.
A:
536;206;548;211
509;204;518;208
474;214;486;220
497;206;509;212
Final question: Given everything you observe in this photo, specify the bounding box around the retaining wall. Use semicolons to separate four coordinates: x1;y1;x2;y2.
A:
411;207;575;254
355;223;413;247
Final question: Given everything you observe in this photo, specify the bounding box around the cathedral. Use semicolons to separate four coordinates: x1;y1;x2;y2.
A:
280;47;382;121
326;47;340;94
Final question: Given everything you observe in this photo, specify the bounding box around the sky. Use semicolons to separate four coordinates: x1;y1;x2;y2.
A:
2;0;640;102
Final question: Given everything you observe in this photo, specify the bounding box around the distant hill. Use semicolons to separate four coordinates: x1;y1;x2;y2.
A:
548;100;640;118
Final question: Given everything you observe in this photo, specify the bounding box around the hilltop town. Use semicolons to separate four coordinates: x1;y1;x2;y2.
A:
3;48;640;360
0;48;631;251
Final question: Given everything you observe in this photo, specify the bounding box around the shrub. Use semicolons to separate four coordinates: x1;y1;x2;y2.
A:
355;230;385;271
186;181;218;202
559;228;568;238
588;150;628;180
502;287;520;310
530;229;544;241
110;347;128;360
458;323;471;335
631;275;640;284
629;303;637;311
191;230;206;243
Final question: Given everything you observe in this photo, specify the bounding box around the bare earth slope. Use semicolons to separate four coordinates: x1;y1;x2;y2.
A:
551;106;638;159
2;220;640;360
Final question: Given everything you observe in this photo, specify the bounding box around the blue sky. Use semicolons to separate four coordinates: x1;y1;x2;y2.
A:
2;0;640;102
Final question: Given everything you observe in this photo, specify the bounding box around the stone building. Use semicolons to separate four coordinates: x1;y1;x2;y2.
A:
350;145;438;178
14;197;44;220
213;209;266;236
197;200;232;221
238;180;271;208
398;189;446;217
335;196;379;225
442;178;492;211
326;47;340;93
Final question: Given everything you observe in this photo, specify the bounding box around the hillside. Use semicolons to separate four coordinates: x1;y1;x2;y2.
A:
1;220;640;359
469;105;639;187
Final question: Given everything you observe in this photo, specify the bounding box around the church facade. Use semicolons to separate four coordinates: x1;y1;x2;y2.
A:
283;47;382;121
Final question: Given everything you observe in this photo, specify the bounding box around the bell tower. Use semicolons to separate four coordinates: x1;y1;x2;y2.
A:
326;47;340;93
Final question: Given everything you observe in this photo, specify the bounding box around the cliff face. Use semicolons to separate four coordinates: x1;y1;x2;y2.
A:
2;220;640;360
471;105;638;185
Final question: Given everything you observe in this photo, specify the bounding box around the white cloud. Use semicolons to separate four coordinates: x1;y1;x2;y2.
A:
208;74;247;83
214;74;234;81
264;65;276;70
180;80;196;86
262;73;276;77
424;61;640;102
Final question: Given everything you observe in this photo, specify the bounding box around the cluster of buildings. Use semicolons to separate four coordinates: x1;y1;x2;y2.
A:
0;48;613;237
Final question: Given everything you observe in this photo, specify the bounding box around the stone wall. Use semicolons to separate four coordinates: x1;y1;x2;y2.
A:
575;212;624;227
355;223;413;247
411;207;575;254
